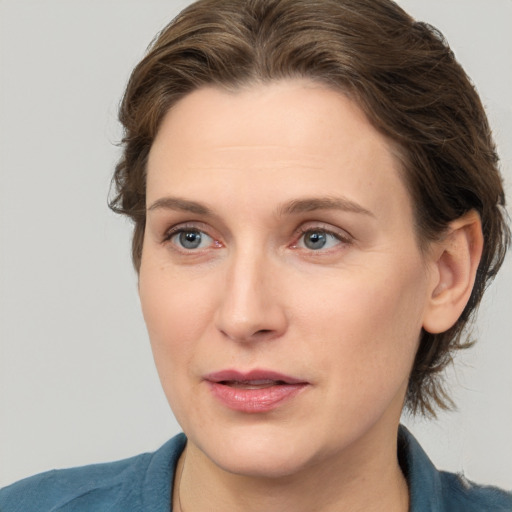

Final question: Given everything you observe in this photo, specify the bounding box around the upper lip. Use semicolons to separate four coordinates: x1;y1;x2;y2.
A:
204;369;308;385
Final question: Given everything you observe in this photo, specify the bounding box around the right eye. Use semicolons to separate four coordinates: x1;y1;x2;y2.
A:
168;229;215;250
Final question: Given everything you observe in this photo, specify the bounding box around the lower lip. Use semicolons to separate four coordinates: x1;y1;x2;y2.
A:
207;382;308;413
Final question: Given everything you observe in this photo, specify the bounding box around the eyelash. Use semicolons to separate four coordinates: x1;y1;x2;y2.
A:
162;224;221;251
293;226;352;251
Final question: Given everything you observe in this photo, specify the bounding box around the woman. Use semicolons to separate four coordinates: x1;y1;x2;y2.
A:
1;0;511;510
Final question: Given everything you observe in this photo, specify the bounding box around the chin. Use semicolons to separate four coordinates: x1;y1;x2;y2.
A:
186;419;332;479
210;442;313;479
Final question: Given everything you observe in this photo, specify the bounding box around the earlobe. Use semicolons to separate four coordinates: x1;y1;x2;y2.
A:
422;210;483;334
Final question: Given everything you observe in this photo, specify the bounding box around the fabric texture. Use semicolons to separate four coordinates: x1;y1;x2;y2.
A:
1;427;510;511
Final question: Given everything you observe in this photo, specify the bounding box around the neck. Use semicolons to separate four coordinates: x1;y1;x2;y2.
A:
173;425;409;512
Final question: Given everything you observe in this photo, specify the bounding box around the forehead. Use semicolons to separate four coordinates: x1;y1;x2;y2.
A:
150;80;394;163
146;80;413;225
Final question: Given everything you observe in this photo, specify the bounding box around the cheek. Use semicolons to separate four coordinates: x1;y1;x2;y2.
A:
138;263;218;378
301;257;428;393
138;266;220;427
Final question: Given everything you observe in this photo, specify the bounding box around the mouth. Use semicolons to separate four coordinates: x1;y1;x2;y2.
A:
218;379;292;390
204;369;309;413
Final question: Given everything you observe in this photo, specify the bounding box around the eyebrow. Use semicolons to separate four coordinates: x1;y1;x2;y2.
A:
147;195;374;218
147;197;213;215
278;197;374;217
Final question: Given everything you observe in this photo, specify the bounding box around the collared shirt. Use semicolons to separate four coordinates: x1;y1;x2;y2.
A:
398;426;512;511
1;427;511;511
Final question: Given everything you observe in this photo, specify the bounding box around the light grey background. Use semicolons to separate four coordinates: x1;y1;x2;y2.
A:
1;0;511;489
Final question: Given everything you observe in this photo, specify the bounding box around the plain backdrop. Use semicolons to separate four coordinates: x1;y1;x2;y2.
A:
1;0;511;489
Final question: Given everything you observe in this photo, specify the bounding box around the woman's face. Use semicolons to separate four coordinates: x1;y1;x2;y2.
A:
139;80;438;477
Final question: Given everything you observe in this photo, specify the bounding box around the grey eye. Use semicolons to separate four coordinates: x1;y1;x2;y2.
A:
170;229;213;250
179;230;203;249
303;231;328;250
297;229;345;251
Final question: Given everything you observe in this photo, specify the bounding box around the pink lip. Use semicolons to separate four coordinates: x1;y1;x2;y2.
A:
204;369;309;413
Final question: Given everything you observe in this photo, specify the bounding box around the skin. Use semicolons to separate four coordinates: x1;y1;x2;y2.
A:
138;80;481;512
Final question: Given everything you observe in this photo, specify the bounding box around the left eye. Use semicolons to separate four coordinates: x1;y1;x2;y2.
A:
169;229;214;250
297;229;342;251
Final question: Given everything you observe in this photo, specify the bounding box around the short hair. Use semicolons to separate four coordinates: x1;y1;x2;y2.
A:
109;0;510;416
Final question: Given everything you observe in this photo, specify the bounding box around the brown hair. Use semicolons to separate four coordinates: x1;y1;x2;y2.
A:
110;0;510;416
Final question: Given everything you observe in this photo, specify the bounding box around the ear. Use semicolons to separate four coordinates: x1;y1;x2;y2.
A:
422;210;484;334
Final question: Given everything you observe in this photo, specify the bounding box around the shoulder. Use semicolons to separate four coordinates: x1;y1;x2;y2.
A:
437;470;512;512
399;425;512;512
0;434;186;512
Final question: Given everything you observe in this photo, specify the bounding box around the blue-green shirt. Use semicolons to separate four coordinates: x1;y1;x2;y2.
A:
1;427;511;511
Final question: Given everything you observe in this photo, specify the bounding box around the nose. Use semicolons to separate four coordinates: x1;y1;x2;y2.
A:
214;249;288;343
